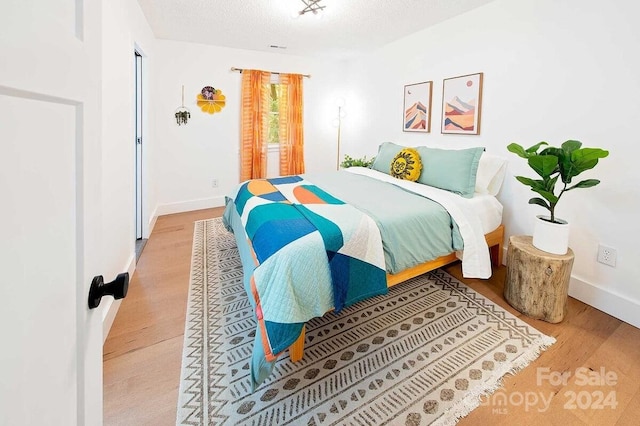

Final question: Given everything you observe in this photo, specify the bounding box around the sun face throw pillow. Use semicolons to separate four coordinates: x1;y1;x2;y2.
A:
390;148;422;181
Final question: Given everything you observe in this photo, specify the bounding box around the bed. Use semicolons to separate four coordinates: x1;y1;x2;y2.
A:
223;147;507;389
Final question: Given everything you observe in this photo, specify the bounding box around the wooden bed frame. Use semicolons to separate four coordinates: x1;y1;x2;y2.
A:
288;224;504;362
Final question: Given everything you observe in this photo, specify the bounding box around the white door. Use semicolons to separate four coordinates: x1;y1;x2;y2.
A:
0;1;104;425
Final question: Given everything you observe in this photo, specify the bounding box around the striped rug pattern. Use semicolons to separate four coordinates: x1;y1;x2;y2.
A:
177;218;555;425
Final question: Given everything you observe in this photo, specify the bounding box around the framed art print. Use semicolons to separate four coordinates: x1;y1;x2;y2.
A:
403;81;432;132
441;72;483;135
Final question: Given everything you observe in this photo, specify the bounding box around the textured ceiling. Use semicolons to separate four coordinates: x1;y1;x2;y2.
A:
136;0;495;57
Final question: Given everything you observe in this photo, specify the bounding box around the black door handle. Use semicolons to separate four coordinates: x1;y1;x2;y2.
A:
88;272;129;309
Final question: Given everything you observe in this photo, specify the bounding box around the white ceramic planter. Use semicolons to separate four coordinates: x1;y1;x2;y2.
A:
532;215;570;255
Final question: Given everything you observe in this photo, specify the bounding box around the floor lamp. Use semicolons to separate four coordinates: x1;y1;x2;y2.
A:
335;98;346;170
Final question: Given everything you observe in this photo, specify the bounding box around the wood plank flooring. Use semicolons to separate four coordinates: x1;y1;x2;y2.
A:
104;208;640;425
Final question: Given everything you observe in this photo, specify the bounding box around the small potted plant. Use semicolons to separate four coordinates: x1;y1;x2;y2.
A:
340;154;375;169
507;140;609;254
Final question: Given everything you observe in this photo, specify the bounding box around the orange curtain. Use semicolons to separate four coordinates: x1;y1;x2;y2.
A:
240;70;270;181
279;74;305;176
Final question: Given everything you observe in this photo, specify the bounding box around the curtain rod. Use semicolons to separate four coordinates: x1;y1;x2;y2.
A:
230;67;311;78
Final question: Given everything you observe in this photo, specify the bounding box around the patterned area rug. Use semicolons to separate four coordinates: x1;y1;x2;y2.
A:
177;218;555;425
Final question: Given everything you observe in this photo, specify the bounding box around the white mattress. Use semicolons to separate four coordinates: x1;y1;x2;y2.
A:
467;193;503;235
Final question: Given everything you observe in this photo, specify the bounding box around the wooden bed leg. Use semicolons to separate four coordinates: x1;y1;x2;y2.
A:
289;325;305;362
490;243;503;267
485;224;504;267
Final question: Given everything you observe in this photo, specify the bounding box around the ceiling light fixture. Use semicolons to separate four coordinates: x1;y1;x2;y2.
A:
298;0;325;16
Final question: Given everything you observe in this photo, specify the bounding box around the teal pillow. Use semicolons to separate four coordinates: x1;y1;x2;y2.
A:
371;142;405;174
416;147;484;198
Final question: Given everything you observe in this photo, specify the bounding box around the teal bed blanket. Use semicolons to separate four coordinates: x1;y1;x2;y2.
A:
223;171;462;389
303;171;463;273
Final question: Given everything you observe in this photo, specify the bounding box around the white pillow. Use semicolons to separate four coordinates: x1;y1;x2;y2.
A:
475;153;507;196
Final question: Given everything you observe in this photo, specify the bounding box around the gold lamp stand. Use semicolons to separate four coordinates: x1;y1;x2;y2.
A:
335;98;345;170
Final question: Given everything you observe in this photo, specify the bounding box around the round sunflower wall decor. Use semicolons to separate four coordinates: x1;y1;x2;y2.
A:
390;148;422;181
197;86;226;114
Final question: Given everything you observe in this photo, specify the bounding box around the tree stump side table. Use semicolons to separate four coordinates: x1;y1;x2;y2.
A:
504;235;574;323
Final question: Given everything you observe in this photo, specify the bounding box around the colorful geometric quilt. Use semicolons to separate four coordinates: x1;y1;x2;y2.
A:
232;175;387;364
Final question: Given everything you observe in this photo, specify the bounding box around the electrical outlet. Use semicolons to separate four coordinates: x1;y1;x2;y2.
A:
211;178;218;188
597;244;617;267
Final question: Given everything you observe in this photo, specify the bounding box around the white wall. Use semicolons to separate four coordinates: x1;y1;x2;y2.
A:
101;0;156;334
152;40;346;214
340;0;640;326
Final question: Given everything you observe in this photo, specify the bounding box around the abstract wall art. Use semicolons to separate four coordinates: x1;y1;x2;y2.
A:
403;81;432;133
441;73;483;135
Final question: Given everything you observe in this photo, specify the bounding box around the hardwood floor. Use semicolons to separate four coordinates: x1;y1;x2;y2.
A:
104;208;640;425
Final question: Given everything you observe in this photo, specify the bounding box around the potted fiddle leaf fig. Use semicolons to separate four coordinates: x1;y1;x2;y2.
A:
507;140;609;254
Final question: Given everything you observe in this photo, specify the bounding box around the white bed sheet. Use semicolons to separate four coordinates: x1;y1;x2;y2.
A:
469;193;503;234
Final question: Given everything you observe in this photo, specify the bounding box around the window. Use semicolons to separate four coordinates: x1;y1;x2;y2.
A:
240;70;304;180
267;83;283;145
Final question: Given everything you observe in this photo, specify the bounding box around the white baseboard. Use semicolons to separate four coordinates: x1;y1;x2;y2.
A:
156;196;226;216
568;276;640;329
147;205;158;238
102;252;137;344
